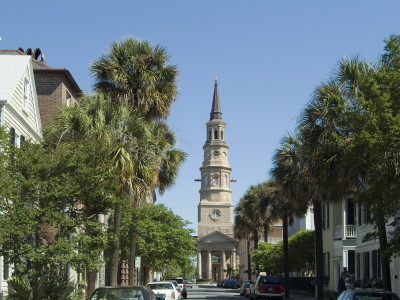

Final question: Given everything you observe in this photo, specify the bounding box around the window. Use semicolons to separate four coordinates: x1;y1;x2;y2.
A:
212;177;218;186
214;130;218;139
322;202;329;230
204;175;209;187
363;252;370;280
348;250;355;274
224;175;228;186
208;130;211;141
221;130;224;140
66;91;71;107
23;77;29;111
212;254;221;264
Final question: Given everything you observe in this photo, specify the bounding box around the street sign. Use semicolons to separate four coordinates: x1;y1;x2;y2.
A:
135;256;141;268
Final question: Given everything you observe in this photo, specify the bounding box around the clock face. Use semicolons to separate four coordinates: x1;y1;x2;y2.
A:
210;209;221;221
222;152;227;158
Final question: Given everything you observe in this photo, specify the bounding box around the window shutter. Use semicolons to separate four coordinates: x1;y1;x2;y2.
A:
10;127;15;146
20;135;25;145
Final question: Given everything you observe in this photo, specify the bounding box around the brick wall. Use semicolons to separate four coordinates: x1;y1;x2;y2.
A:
34;71;79;130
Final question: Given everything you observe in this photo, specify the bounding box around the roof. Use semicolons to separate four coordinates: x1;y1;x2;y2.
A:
0;55;31;101
210;79;222;120
0;49;82;94
198;230;237;244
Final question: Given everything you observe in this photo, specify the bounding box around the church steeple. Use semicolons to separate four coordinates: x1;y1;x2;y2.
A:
210;75;222;120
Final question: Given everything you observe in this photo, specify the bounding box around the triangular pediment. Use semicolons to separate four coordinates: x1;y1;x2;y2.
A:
198;230;237;245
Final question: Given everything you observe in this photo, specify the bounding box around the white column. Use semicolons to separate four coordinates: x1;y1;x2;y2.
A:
221;251;226;279
232;249;237;270
198;251;202;278
208;250;212;280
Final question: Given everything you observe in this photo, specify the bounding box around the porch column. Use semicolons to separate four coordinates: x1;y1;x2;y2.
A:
208;250;212;280
197;251;202;278
232;249;237;270
221;251;226;279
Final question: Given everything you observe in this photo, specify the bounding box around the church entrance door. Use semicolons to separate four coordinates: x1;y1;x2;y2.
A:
212;264;220;281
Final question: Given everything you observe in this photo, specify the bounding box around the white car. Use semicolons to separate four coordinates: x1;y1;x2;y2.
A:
147;282;182;300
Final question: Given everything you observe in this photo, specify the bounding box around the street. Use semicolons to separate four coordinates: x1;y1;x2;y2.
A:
185;284;242;300
186;284;315;300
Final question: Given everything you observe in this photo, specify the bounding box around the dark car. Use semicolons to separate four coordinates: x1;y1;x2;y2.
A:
240;281;254;296
90;285;163;300
337;289;400;300
250;276;284;300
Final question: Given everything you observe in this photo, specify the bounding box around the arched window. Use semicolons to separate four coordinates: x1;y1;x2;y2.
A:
221;130;224;140
224;175;228;186
204;175;209;187
214;130;218;139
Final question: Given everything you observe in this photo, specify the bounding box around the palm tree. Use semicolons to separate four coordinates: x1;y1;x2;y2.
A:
271;134;309;299
45;94;172;288
234;182;277;278
90;38;178;121
126;121;186;285
91;38;182;284
297;79;350;300
234;213;252;280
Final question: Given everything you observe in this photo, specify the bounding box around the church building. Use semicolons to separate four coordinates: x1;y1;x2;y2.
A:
197;78;238;281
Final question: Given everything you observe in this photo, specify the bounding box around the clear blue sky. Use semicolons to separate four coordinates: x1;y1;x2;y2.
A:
2;1;400;234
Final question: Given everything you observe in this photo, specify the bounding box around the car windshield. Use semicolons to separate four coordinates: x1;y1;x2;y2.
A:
91;287;143;300
357;294;400;300
260;277;280;284
148;284;173;290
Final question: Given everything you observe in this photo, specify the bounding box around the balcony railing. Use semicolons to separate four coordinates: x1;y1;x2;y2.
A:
334;225;357;239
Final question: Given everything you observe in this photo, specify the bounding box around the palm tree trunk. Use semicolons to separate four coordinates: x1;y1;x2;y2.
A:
253;230;260;275
110;203;122;286
247;239;251;280
282;210;289;299
263;224;269;243
313;197;324;300
376;210;391;291
128;211;138;285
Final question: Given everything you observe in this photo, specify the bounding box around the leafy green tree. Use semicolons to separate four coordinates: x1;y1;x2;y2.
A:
287;230;315;276
338;36;400;291
0;138;117;300
251;230;315;277
91;38;178;121
120;204;196;284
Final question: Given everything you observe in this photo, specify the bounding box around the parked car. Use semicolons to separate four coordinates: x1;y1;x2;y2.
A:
165;278;187;299
90;285;162;300
249;276;284;300
183;280;193;288
240;281;254;296
147;281;182;300
337;289;400;300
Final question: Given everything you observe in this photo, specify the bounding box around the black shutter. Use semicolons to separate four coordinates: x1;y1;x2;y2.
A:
20;135;25;145
10;127;15;146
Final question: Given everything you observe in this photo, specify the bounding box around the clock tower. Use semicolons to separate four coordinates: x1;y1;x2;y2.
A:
197;78;237;281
